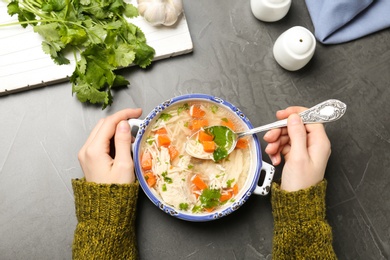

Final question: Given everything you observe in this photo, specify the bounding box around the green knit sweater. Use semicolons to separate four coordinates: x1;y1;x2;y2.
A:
72;179;139;259
72;179;336;259
271;180;337;259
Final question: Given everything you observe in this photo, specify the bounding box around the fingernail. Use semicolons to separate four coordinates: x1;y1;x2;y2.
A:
118;120;130;133
289;114;302;125
270;155;277;165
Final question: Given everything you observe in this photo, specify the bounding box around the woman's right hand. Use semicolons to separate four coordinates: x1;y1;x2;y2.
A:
263;107;331;192
78;108;142;185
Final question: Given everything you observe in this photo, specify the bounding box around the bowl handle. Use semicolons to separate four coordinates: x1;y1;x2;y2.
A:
128;118;143;128
253;161;275;196
128;119;143;152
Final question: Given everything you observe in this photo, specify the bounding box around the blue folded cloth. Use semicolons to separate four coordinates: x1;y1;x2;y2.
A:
305;0;390;44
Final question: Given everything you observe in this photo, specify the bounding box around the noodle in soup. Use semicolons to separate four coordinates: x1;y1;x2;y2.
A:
139;101;252;213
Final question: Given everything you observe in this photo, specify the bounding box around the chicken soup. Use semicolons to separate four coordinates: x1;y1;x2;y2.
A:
139;101;252;213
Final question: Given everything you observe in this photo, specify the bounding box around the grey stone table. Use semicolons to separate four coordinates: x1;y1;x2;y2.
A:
1;0;389;259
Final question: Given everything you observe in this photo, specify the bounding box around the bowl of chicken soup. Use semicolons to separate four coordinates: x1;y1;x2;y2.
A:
129;94;275;221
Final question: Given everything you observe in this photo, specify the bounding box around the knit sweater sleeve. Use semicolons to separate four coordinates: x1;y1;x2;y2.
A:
271;180;337;259
71;178;139;260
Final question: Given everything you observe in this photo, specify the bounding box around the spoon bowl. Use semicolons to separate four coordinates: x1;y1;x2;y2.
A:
185;99;347;161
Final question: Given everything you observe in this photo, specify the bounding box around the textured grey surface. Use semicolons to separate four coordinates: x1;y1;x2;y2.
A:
1;0;390;259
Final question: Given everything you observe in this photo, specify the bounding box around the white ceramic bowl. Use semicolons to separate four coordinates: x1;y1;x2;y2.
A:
129;94;275;221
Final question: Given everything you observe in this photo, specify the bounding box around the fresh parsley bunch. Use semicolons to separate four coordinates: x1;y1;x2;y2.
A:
6;0;155;109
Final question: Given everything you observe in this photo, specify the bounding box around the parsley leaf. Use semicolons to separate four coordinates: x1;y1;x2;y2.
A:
159;113;173;121
179;203;189;211
161;171;173;183
213;147;228;162
206;126;234;161
226;179;235;188
200;188;221;209
177;103;190;114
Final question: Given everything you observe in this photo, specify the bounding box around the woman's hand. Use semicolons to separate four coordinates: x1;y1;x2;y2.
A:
78;108;142;184
263;107;331;192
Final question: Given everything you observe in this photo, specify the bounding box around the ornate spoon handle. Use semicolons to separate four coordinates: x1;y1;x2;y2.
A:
299;99;347;123
237;99;347;138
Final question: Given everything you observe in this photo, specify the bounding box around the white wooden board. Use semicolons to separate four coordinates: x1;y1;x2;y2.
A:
0;1;193;95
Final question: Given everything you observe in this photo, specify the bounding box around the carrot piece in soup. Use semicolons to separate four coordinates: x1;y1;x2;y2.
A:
141;152;153;170
189;119;209;131
154;127;168;135
204;207;215;213
220;192;232;202
232;183;239;195
192;186;201;199
221;118;235;131
168;145;179;160
198;130;214;142
144;172;156;187
202;141;216;153
189;104;206;118
236;138;249;149
192;175;207;190
157;134;171;147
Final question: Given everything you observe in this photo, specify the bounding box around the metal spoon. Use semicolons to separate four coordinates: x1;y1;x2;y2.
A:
185;99;347;161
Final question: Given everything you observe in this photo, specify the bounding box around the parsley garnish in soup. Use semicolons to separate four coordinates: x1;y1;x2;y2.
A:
159;113;173;121
205;126;235;161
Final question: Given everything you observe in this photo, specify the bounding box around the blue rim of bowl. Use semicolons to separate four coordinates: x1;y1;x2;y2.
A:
133;93;262;222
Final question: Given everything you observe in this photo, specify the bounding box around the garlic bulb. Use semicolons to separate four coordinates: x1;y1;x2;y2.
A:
137;0;183;26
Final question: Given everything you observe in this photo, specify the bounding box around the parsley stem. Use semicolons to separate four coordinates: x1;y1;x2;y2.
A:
0;18;82;28
0;20;39;27
73;50;79;69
